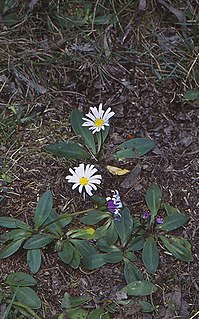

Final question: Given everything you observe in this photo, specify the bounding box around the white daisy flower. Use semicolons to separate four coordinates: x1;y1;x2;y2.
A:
66;163;102;196
82;103;115;134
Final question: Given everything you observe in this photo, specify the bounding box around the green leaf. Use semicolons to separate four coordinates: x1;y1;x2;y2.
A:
27;249;41;274
72;240;96;257
58;241;74;264
101;125;110;143
66;308;88;319
106;220;118;245
157;211;189;231
68;227;95;240
95;221;111;239
5;272;37;287
0;229;31;243
3;12;18;26
91;194;106;205
42;209;63;236
127;236;144;251
69;246;81;269
183;89;199;101
44;141;90;159
87;308;110;319
14;287;41;309
115;138;155;160
164;203;179;216
146;184;162;218
61;292;92;309
123;251;137;262
23;234;54;249
71;109;96;154
96;239;120;253
142;236;159;273
80;210;110;225
61;292;71;308
81;254;106;269
0;238;25;259
114;207;133;246
0;217;31;230
124;261;143;283
95;130;102;154
34;190;53;229
160;236;193;262
139;301;155;313
104;251;123;263
121;280;157;296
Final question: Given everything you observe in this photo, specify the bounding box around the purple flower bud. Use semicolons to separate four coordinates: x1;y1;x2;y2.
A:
156;217;164;224
142;211;151;219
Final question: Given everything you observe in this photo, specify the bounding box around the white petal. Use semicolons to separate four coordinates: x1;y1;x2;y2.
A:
85;184;93;196
98;103;104;117
72;183;79;190
83;112;96;121
75;163;85;177
78;184;83;193
85;164;97;177
88;183;97;191
82;121;93;127
103;107;115;121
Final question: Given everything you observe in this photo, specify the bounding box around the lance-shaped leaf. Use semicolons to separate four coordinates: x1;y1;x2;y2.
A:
34;190;53;229
14;287;41;309
27;249;41;274
5;272;37;287
0;229;31;243
80;210;110;225
124;260;143;283
106;220;118;245
0;217;31;230
127;236;145;251
96;238;120;253
69;246;81;269
44;141;90;159
104;251;123;263
68;227;95;240
23;234;54;249
114;138;155;160
66;308;88;319
58;241;74;264
160;235;193;262
157;211;189;231
121;280;157;296
114;207;133;246
81;253;106;269
0;238;25;259
42;209;63;236
146;184;162;218
72;240;96;257
87;308;110;319
71;109;96;155
142;236;159;273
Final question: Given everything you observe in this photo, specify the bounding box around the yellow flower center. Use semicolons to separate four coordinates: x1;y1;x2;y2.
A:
79;177;89;186
94;118;104;127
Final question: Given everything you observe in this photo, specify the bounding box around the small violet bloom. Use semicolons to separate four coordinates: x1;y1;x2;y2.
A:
106;190;123;221
156;217;164;224
142;211;151;219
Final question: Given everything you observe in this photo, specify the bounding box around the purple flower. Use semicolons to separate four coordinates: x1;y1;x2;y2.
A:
156;217;164;224
142;211;151;219
106;190;122;220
